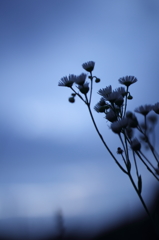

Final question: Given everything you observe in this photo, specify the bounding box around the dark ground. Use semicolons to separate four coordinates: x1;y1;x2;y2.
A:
0;190;159;240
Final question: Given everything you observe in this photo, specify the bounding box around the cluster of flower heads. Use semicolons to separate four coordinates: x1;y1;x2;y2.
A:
58;61;101;102
58;73;89;91
58;61;159;153
94;76;159;153
94;76;137;123
135;104;159;115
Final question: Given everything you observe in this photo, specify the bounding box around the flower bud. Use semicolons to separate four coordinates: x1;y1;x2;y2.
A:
95;78;101;83
82;61;95;72
127;94;133;100
126;111;133;118
106;110;117;122
155;166;159;175
117;147;123;154
68;97;75;103
147;114;158;124
78;83;89;94
115;95;124;106
131;138;141;151
111;118;128;134
138;175;142;194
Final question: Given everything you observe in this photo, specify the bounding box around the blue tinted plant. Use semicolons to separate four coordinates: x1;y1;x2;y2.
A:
58;61;159;235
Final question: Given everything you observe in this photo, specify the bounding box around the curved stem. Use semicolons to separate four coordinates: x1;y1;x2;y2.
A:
86;102;127;174
128;172;159;237
89;72;93;105
121;152;127;166
128;173;152;219
137;123;159;164
123;86;128;117
133;151;139;177
71;87;86;104
125;132;159;181
139;151;157;170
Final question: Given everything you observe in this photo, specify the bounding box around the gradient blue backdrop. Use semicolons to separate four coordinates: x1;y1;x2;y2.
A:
0;0;159;238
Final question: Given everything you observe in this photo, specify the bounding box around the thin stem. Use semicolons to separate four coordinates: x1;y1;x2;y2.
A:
123;131;130;164
73;82;158;233
71;87;86;104
123;86;128;117
89;72;93;105
85;100;127;174
128;173;152;219
139;151;156;170
121;152;127;166
122;134;159;180
133;150;139;177
137;123;159;164
136;151;159;181
144;115;147;136
119;133;130;172
128;172;159;237
148;142;159;164
119;134;127;158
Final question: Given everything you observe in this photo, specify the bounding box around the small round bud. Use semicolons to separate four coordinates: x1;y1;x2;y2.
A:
131;138;141;151
95;78;101;83
127;94;133;100
126;111;133;118
155;167;159;175
147;114;158;124
68;97;75;103
78;83;89;94
117;147;123;154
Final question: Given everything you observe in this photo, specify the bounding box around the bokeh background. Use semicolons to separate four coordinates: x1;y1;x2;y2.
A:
0;0;159;238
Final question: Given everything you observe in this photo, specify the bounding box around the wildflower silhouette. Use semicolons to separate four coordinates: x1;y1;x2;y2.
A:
58;61;159;236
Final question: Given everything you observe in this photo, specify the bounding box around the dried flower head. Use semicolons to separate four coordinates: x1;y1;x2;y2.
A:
98;85;112;99
115;87;127;97
115;95;124;106
111;118;129;134
118;76;137;87
58;74;76;87
135;105;152;116
94;98;109;113
152;102;159;114
106;91;122;103
77;82;89;94
82;61;95;72
75;73;87;85
105;109;117;122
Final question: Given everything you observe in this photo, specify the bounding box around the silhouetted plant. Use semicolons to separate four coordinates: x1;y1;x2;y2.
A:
58;61;159;236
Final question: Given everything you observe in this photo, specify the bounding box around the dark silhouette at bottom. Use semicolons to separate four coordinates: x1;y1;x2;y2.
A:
0;190;158;240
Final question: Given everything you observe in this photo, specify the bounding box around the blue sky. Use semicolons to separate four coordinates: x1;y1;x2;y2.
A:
0;0;159;238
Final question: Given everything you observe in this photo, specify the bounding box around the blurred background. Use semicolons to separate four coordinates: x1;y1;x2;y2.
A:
0;0;159;239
